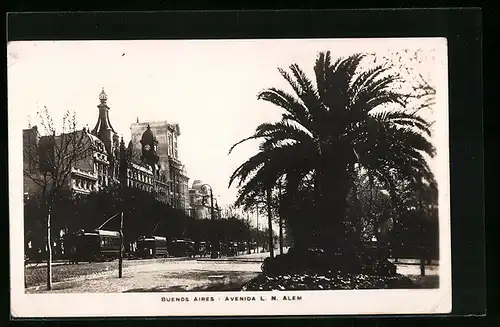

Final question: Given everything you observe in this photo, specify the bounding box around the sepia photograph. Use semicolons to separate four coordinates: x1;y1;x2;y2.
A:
9;37;451;317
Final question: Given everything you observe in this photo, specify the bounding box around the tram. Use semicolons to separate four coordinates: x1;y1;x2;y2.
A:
68;229;121;263
135;236;168;258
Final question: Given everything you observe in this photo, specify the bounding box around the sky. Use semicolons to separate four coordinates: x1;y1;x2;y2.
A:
8;38;448;216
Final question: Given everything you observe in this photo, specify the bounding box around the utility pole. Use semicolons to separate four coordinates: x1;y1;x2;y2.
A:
256;205;259;252
119;212;123;278
278;180;284;255
46;204;53;290
246;213;251;254
209;187;216;258
202;184;217;259
266;187;274;259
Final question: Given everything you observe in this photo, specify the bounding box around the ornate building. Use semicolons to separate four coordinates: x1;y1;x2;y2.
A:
188;180;221;220
130;120;190;211
22;89;185;208
189;180;210;219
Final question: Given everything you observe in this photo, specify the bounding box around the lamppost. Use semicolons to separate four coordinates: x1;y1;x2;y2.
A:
201;184;217;259
254;201;266;253
245;213;252;254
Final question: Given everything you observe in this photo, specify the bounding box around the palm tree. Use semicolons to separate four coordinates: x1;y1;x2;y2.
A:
228;51;435;255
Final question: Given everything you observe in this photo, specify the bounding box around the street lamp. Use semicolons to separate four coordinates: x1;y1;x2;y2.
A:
201;183;217;259
254;201;266;252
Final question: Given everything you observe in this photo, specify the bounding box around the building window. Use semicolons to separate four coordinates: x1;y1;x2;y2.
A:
168;134;173;156
174;137;178;158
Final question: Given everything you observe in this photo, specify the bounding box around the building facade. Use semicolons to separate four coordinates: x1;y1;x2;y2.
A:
130;119;190;211
22;89;186;209
188;180;222;220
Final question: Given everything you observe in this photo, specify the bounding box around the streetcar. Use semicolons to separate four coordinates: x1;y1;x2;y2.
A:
135;236;168;258
195;241;209;257
69;229;121;263
169;238;196;257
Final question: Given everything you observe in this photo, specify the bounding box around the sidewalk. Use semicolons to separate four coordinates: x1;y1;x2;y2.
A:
26;256;194;268
197;251;275;263
199;252;439;265
388;258;439;265
25;260;68;268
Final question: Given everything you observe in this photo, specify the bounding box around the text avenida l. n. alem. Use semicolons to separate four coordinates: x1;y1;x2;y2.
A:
161;295;302;302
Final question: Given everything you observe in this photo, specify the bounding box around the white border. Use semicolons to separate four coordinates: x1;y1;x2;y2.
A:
9;37;451;317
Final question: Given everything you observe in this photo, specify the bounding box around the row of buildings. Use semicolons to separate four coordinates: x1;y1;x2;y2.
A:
23;89;216;220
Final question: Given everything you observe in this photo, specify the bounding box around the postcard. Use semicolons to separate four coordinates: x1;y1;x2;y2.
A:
9;37;451;317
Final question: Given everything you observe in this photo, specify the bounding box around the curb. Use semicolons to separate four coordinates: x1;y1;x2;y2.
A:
196;259;264;263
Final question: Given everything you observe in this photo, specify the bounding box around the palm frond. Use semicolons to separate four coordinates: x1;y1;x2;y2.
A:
372;110;433;137
228;121;315;155
289;64;320;106
314;51;332;99
228;151;269;188
257;87;314;132
318;54;367;132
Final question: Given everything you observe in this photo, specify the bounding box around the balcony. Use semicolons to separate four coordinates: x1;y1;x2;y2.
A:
71;167;98;180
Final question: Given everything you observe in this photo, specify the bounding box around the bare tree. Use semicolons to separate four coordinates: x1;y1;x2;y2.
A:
23;106;94;290
373;49;437;116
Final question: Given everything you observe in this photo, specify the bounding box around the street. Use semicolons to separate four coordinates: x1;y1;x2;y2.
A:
25;252;267;294
25;252;439;293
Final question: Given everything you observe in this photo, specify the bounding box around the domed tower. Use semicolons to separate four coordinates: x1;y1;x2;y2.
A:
91;88;119;156
140;124;159;167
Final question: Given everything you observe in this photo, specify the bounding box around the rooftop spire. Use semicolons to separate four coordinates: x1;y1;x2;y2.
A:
92;87;117;144
99;87;108;104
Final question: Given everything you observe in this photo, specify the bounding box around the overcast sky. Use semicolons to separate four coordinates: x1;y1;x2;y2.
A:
8;38;447;213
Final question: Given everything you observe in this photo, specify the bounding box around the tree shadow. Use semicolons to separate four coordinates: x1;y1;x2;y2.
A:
190;282;245;292
122;271;259;293
123;285;188;292
123;283;245;293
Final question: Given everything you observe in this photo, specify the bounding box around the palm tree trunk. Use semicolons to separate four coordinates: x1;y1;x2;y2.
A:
266;188;274;258
317;161;350;254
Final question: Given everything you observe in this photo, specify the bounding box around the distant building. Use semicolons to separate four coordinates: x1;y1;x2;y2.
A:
189;180;209;219
188;180;221;219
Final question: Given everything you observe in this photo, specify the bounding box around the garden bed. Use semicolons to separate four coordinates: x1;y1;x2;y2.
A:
241;248;420;290
242;271;419;291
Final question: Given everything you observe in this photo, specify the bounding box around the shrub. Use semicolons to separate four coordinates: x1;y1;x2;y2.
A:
261;247;398;277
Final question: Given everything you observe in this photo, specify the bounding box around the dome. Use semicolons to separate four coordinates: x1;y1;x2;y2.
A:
191;180;203;189
99;88;108;102
191;180;208;193
140;124;157;144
